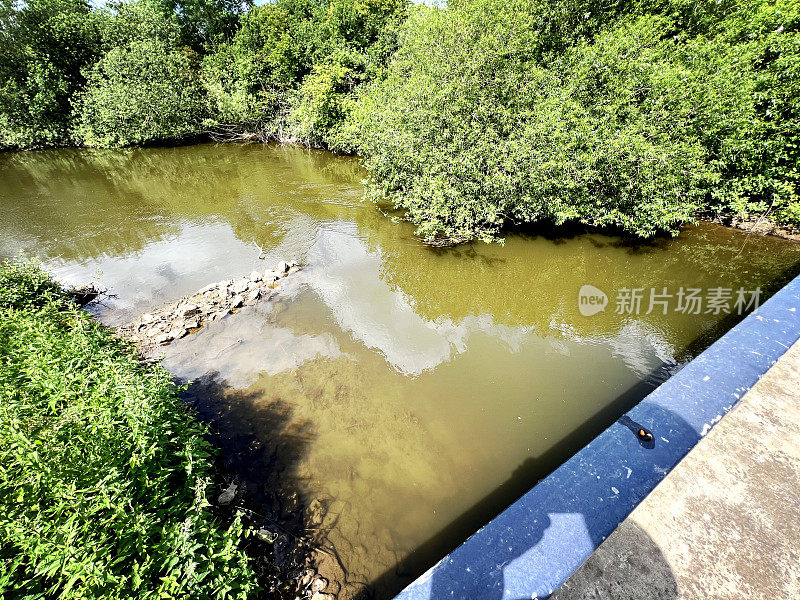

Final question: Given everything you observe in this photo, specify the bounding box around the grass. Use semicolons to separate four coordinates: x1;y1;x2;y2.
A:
0;260;257;599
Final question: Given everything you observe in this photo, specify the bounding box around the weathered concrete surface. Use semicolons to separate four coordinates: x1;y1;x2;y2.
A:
553;338;800;600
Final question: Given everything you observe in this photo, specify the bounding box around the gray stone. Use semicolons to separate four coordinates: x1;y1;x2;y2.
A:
255;528;278;544
169;327;187;339
277;260;290;273
232;279;249;294
217;483;237;506
155;333;173;345
142;313;154;322
288;265;301;275
246;289;260;302
250;270;262;282
311;577;328;593
179;303;199;317
231;295;244;308
218;287;229;301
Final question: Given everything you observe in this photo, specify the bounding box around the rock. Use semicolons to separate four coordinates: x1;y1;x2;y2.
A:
288;265;301;275
179;303;199;317
232;279;249;294
142;313;154;322
300;570;315;587
155;332;173;345
198;283;217;294
250;270;262;282
277;260;290;273
217;483;237;505
169;328;187;340
255;528;278;543
231;295;244;308
311;577;328;593
214;309;230;320
147;327;163;337
310;593;335;600
246;289;260;302
218;287;229;301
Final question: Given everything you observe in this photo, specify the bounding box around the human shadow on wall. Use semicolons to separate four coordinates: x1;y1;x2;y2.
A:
549;519;680;600
360;374;699;600
179;372;317;596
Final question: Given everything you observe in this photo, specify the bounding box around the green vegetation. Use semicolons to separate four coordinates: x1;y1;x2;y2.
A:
0;261;256;599
1;0;798;239
338;0;800;241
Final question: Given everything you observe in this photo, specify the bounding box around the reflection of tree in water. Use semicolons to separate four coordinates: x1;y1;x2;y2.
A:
0;149;175;260
0;143;370;263
364;219;800;355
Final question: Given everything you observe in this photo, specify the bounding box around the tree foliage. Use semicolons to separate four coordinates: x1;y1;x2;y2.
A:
338;0;800;239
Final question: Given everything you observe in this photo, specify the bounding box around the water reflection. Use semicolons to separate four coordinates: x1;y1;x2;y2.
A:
2;143;800;598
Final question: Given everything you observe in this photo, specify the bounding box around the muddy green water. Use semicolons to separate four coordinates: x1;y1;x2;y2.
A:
2;143;800;598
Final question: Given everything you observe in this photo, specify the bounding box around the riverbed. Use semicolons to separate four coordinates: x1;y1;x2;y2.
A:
2;143;799;598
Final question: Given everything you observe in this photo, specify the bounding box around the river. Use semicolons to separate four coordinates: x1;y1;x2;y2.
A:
2;143;799;598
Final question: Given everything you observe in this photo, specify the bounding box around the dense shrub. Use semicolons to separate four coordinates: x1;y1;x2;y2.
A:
0;261;256;599
339;0;800;241
76;38;206;147
0;0;104;149
2;0;798;238
202;0;407;144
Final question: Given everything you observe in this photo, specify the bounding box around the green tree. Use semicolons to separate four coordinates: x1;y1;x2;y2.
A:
0;0;103;149
339;0;800;241
76;38;206;147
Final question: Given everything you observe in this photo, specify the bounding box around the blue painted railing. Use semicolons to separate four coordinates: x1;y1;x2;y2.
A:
395;275;800;600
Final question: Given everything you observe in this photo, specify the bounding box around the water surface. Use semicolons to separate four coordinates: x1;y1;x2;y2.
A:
2;144;799;598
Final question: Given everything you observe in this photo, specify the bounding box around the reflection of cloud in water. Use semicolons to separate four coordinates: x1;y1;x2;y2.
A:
606;321;682;384
304;229;535;376
554;319;682;385
161;302;342;388
45;222;264;326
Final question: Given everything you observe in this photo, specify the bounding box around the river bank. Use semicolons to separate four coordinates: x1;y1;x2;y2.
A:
113;260;342;599
0;261;257;599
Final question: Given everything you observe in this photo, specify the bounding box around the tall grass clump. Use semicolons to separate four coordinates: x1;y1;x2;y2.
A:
0;260;256;599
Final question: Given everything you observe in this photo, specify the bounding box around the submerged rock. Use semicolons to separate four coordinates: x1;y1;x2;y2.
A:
311;577;328;593
218;482;237;505
255;528;278;543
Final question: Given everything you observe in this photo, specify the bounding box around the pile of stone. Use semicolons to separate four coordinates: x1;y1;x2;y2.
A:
300;571;336;600
120;260;300;351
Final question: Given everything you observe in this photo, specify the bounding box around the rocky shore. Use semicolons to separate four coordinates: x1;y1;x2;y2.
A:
118;260;301;352
116;259;342;599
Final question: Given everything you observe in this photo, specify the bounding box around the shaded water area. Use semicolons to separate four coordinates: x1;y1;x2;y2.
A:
2;143;800;598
